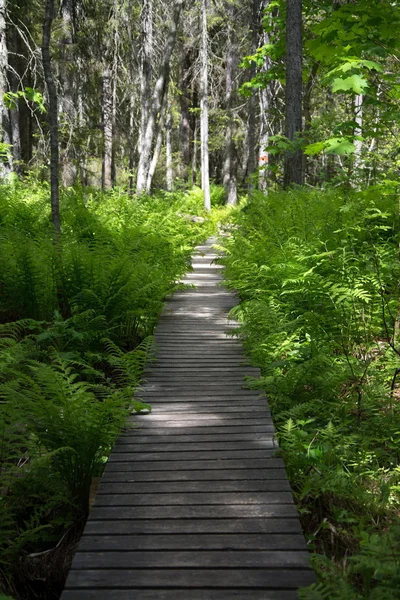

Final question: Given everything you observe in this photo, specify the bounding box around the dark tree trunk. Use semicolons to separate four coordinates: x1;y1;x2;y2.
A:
192;116;198;186
0;0;12;177
42;0;61;238
283;0;303;187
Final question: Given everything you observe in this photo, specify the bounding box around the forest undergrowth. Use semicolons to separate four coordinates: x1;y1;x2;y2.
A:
221;184;400;599
0;181;219;600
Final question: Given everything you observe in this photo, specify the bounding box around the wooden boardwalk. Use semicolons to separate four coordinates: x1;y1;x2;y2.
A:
62;237;315;599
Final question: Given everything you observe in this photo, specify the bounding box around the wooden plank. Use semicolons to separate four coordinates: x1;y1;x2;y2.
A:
89;505;299;520
108;450;277;462
114;440;275;452
97;481;291;494
101;468;288;483
103;458;285;472
113;441;276;453
63;590;298;599
78;533;306;551
117;432;275;443
84;518;303;535
65;568;315;589
93;492;294;507
72;550;310;569
120;425;274;436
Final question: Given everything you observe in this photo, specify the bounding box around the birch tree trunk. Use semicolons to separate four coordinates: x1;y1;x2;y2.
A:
192;116;198;186
60;0;77;187
222;4;238;206
42;0;60;238
200;0;210;211
0;0;12;177
102;66;113;190
166;102;173;191
244;0;261;189
139;0;153;157
146;89;168;193
136;0;183;194
179;46;191;184
354;93;363;173
284;0;303;187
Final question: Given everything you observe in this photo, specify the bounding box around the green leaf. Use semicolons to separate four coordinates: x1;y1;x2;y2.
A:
325;137;355;155
332;74;369;94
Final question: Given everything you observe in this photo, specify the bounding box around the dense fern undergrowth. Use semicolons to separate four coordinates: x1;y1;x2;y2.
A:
221;185;400;599
0;181;218;599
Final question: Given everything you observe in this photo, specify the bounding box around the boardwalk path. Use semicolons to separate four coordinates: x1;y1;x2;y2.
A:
62;237;315;599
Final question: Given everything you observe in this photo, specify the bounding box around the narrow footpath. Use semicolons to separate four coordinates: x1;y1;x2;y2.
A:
62;237;315;599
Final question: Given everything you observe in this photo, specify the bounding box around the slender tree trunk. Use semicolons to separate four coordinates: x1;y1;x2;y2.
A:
223;4;238;206
8;28;22;173
200;0;210;211
0;0;12;177
166;102;173;191
129;93;135;194
258;15;272;191
192;116;198;186
102;66;113;190
179;46;191;184
60;0;77;187
303;61;318;184
283;0;303;187
245;0;261;188
136;0;183;194
42;0;60;238
354;93;363;172
146;89;168;193
139;0;153;158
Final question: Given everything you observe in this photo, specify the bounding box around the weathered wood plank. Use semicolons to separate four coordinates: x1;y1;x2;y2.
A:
107;450;277;462
93;492;294;507
63;591;298;600
89;505;299;520
97;480;291;494
78;533;306;551
113;441;276;452
101;468;288;483
72;550;311;569
65;568;315;589
84;518;303;535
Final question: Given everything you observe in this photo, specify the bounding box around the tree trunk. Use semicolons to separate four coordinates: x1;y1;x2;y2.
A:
60;0;77;187
42;0;60;238
200;0;210;211
258;11;273;191
354;93;363;172
146;89;168;193
179;46;191;184
244;0;261;189
139;0;153;159
192;116;198;186
283;0;303;187
8;28;22;173
222;4;238;206
166;102;173;191
136;0;183;194
0;0;12;177
102;66;113;190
